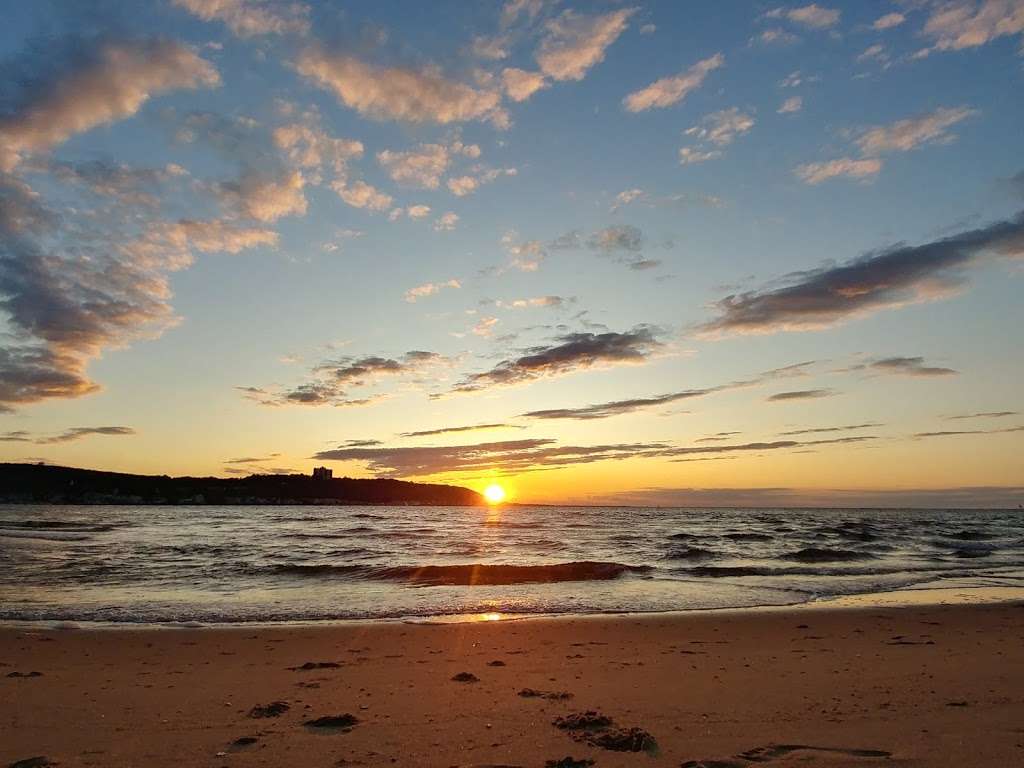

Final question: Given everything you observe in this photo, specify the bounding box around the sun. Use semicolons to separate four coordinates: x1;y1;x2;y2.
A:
483;483;506;504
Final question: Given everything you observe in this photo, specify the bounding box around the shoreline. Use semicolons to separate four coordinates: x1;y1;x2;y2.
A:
3;583;1022;632
3;597;1023;767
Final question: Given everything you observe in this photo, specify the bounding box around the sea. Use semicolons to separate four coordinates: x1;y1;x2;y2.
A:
2;504;1023;625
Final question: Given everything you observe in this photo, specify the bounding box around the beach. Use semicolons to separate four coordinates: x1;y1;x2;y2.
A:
3;597;1023;767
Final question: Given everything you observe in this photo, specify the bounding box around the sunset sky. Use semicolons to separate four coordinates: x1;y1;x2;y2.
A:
1;0;1022;506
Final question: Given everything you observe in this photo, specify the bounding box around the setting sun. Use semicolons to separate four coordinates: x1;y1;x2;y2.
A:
483;484;507;504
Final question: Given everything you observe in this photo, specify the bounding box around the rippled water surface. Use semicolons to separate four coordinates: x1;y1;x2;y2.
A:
2;504;1023;623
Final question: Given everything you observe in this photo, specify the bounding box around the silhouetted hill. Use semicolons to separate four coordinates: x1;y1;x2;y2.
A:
0;463;484;506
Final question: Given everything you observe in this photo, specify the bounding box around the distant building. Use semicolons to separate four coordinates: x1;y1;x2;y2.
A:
312;466;333;480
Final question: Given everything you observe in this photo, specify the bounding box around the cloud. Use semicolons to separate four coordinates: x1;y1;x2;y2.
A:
855;107;977;156
535;8;635;81
502;235;547;271
398;423;527;438
517;359;820;421
0;38;219;171
37;426;136;444
766;4;841;29
795;157;881;184
225;453;282;463
271;121;363;182
447;167;516;197
41;159;184;207
521;390;709;420
622;53;724;112
795;107;976;185
697;210;1024;336
404;279;461;302
920;0;1024;53
311;431;877;478
914;425;1023;438
172;0;310;37
873;12;906;30
945;411;1018;420
587;224;644;253
216;169;307;221
679;108;754;165
857;44;890;65
679;148;723;165
377;143;450;189
779;423;882;436
767;389;835;401
245;350;447;407
495;295;574;309
777;96;803;114
434;211;459;231
684;108;756;146
502;68;549;101
753;27;801;45
313;438;669;476
1;426;136;444
472;316;499;336
446;326;664;394
854;356;958;377
1;167;275;411
472;34;511;61
294;46;506;128
332;179;393;211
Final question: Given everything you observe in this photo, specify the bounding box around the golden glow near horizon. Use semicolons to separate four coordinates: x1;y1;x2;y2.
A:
483;483;507;504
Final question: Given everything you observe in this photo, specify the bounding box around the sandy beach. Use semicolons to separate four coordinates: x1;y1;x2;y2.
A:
2;596;1023;768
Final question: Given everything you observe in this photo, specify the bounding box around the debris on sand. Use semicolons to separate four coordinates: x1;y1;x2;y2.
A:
304;713;359;730
552;711;656;753
552;711;612;731
519;688;573;700
288;661;342;671
248;701;290;718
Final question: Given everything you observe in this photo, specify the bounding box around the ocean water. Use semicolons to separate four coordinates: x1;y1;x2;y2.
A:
2;504;1023;624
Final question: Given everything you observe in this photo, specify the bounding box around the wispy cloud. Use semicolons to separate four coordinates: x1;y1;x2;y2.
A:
520;361;817;420
2;426;136;444
766;388;835;402
446;326;665;395
294;46;507;128
944;411;1018;421
795;107;976;184
398;423;527;438
243;350;448;407
0;37;219;172
698;210;1024;336
404;279;461;303
623;53;724;112
172;0;310;38
535;7;635;81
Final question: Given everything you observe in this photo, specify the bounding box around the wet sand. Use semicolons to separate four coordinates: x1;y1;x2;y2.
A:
2;598;1023;767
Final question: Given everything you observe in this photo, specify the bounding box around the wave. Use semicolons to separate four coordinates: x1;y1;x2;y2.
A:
0;520;115;532
781;547;875;563
663;546;719;561
270;561;652;586
724;532;774;542
0;529;94;542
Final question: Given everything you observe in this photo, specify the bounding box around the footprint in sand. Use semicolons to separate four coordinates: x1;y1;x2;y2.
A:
683;743;892;766
738;744;892;762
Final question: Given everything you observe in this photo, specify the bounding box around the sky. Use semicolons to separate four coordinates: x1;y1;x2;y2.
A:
0;0;1022;507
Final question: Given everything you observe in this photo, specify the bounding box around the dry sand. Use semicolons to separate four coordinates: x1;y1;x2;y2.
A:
2;597;1023;767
